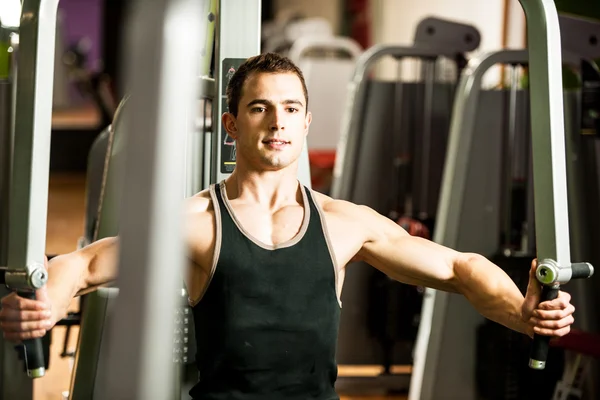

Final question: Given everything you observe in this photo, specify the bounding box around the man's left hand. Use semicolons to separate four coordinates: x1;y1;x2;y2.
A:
521;259;575;338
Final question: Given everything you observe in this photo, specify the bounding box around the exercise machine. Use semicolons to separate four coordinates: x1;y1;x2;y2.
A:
330;17;480;393
409;4;598;400
0;0;60;399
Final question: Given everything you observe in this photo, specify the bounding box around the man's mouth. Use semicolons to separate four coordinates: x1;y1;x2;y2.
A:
262;139;290;145
262;138;290;151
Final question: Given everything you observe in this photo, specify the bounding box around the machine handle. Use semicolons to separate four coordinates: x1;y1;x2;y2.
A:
528;284;560;370
16;291;46;378
571;262;594;280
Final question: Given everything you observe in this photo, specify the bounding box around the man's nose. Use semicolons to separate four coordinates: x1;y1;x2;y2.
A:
269;108;285;131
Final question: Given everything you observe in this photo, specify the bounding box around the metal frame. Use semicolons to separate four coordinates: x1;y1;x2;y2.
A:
0;12;14;262
330;21;481;393
186;0;216;198
1;0;59;398
69;97;125;399
519;0;571;270
330;19;482;203
331;45;474;201
211;0;261;185
409;1;595;397
517;0;595;371
0;81;10;262
409;49;530;400
185;77;215;198
0;37;14;400
96;0;205;397
408;51;595;400
407;50;532;400
7;0;57;284
68;287;119;399
0;15;17;400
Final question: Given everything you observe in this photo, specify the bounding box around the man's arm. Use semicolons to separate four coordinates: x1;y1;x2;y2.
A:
47;236;120;318
0;191;212;342
343;202;573;337
0;236;119;341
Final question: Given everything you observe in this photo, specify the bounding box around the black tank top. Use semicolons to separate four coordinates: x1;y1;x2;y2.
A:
189;181;341;400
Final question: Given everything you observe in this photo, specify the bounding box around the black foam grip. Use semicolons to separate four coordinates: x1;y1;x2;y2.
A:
529;285;560;367
571;263;593;279
17;291;45;376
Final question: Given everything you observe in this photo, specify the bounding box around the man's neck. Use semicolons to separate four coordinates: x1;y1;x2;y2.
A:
225;164;302;209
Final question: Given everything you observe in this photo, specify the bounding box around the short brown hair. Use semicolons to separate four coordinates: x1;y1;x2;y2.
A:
225;53;309;116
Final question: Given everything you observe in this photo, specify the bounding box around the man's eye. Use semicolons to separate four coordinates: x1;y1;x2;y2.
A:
287;108;298;113
252;107;266;113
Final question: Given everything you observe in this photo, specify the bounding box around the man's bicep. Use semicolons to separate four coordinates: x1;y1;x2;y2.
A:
80;236;121;289
355;209;460;292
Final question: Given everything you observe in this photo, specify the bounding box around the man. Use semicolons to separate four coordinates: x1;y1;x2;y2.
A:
0;53;575;399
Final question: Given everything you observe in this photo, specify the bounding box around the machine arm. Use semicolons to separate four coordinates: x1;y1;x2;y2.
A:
517;0;595;370
2;0;60;378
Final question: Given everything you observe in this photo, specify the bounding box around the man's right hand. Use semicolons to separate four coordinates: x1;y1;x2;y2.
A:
0;286;54;342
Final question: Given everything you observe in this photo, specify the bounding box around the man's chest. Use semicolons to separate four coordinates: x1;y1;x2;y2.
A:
186;206;365;304
192;207;363;266
232;204;364;266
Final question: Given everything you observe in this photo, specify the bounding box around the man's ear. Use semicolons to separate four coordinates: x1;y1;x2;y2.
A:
304;111;312;137
222;112;238;140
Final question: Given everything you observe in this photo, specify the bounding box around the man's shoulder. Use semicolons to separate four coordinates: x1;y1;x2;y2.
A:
184;188;214;216
310;190;383;252
184;188;216;248
310;190;367;219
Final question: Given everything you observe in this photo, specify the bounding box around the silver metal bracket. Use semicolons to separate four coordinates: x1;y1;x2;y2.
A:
536;258;595;285
0;263;47;291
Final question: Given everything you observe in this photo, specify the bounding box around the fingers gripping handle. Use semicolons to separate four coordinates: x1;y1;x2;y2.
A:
528;262;593;370
2;264;48;377
17;291;46;378
528;284;560;370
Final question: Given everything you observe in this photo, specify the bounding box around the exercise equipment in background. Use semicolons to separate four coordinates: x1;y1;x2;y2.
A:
409;11;599;400
331;16;481;394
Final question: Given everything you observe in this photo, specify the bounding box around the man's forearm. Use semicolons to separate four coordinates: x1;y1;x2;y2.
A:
47;237;119;323
453;253;532;336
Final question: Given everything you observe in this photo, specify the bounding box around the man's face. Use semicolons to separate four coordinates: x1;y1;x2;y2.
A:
223;72;311;171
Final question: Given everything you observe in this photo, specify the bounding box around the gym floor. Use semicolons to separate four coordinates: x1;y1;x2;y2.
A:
38;172;408;400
